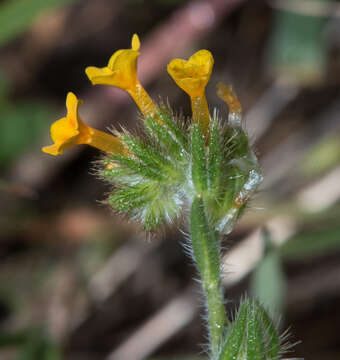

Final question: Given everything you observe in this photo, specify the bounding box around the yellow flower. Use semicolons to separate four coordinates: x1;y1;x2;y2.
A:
86;34;140;90
167;50;214;136
167;50;214;98
42;92;125;156
85;34;156;117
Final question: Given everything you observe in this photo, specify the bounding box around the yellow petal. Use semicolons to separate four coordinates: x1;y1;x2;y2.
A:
167;50;214;98
84;34;156;116
86;51;139;90
43;93;83;156
50;117;79;144
43;92;127;156
107;50;125;69
86;66;115;86
66;92;82;126
131;33;140;51
188;50;213;72
85;34;140;91
42;144;62;156
108;50;139;87
167;59;186;78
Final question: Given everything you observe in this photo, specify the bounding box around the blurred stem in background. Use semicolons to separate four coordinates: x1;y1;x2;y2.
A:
0;0;73;168
0;70;50;167
0;0;71;47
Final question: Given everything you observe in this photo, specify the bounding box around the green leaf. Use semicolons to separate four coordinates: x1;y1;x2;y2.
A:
0;328;61;360
251;231;286;314
256;301;281;359
220;301;248;360
251;251;286;314
280;225;340;260
269;3;329;84
220;299;282;360
0;102;50;165
299;133;340;176
246;302;265;360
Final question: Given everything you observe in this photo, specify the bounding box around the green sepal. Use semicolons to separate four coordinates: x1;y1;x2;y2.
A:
191;124;208;194
101;106;262;233
222;125;249;161
156;107;189;151
108;185;150;213
207;120;222;193
109;153;164;181
121;134;173;175
101;162;136;185
144;116;184;163
144;205;166;232
220;165;246;208
108;182;180;231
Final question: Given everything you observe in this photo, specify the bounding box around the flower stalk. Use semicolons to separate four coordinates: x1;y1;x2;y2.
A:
190;195;227;356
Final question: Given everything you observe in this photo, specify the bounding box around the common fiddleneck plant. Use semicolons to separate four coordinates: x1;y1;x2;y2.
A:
43;34;294;360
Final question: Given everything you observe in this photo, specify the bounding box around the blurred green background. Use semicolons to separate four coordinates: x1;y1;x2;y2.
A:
1;0;340;359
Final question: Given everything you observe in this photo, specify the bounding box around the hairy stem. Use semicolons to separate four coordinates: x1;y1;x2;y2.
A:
190;195;228;357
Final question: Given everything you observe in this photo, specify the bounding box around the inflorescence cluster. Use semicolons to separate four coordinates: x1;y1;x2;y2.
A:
42;34;262;233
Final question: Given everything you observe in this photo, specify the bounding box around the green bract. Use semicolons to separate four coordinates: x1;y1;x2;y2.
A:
220;299;288;360
101;105;263;232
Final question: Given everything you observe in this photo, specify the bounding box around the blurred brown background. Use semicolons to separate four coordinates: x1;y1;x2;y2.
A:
1;0;340;359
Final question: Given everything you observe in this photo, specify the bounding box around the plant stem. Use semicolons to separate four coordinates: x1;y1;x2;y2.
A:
190;195;228;357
